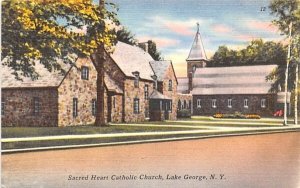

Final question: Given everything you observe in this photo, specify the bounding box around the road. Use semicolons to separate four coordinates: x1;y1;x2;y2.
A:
2;132;300;188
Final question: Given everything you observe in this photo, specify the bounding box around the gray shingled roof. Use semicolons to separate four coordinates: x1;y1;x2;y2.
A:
177;77;189;94
192;64;277;95
186;26;207;61
110;42;155;81
149;90;171;100
149;60;171;81
1;61;71;88
104;73;123;94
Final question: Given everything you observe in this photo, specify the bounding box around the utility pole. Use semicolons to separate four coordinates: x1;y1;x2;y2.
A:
284;22;293;126
295;36;299;125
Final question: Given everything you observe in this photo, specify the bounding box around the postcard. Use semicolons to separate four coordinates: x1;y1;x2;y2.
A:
1;0;300;187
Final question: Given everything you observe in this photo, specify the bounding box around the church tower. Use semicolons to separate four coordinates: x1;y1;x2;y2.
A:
186;23;208;92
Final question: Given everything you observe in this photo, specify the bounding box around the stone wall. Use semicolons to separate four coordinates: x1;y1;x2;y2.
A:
2;88;58;127
124;79;153;122
161;65;178;120
177;93;193;112
193;94;276;116
108;93;123;123
58;58;98;127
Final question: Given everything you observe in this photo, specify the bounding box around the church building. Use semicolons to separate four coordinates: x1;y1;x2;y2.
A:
177;25;287;116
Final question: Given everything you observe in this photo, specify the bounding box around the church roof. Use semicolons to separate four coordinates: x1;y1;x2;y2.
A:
177;77;189;94
192;64;277;95
149;61;170;81
110;41;155;81
1;60;72;88
186;24;207;61
149;90;171;100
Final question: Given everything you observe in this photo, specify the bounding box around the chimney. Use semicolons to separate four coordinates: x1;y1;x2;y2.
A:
138;42;149;53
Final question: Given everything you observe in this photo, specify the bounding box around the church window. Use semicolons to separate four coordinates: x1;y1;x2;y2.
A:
168;80;172;91
212;99;217;108
261;99;266;108
228;99;232;108
244;99;249;108
197;99;201;108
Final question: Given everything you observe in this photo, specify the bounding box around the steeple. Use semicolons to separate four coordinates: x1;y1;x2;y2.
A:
187;23;207;61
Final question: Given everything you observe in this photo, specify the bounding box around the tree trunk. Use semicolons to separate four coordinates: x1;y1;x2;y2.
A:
295;61;298;125
94;46;106;126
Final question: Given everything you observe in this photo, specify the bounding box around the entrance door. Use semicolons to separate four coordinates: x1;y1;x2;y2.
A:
107;95;112;122
164;101;169;120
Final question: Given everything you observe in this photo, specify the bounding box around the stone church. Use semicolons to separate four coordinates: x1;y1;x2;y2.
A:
177;25;287;116
2;41;178;127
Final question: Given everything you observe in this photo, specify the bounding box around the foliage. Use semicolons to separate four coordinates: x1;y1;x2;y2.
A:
2;0;120;79
208;39;287;67
213;112;261;119
177;109;191;118
147;40;163;61
116;27;138;45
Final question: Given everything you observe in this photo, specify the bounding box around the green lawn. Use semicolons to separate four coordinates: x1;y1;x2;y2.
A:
1;125;197;138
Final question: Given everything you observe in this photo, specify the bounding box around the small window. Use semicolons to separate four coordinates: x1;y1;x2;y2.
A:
192;65;196;72
33;97;40;115
168;80;172;91
160;101;163;110
81;66;89;80
170;101;172;112
261;99;266;108
144;85;149;100
133;72;140;88
212;99;217;108
244;99;249;108
197;99;201;108
92;99;96;116
1;98;5;116
113;97;116;108
73;98;78;118
133;98;139;114
228;99;232;108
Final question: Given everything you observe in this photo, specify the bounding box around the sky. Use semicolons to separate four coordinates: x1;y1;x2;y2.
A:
111;0;285;77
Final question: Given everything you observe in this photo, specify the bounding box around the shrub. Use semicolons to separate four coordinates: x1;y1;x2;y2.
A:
177;109;191;118
213;112;261;119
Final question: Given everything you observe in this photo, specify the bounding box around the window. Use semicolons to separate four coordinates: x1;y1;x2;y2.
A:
133;72;140;88
1;98;5;116
244;99;249;108
81;66;89;80
261;99;266;108
113;97;116;108
192;65;196;72
144;85;149;100
228;98;232;108
160;101;163;110
133;98;139;114
169;101;172;112
92;99;96;116
168;80;172;91
33;97;40;115
212;99;217;108
178;100;182;110
197;99;201;108
73;98;78;118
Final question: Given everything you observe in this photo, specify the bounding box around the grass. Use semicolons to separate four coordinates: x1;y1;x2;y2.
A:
1;125;197;138
2;129;290;150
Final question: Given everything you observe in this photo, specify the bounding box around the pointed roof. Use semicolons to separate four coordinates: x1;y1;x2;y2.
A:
187;23;207;61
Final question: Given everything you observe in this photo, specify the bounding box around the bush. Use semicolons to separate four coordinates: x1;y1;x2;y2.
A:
177;109;191;118
213;112;261;119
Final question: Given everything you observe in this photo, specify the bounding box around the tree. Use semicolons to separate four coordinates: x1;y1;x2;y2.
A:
116;27;138;45
147;40;162;61
269;0;300;124
2;0;120;126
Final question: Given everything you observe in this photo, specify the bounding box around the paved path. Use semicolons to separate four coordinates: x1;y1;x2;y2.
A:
2;132;300;188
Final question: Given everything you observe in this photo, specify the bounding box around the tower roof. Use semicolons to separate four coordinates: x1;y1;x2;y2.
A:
187;23;207;61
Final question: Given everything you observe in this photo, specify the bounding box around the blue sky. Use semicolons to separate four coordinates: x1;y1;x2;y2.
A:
111;0;285;76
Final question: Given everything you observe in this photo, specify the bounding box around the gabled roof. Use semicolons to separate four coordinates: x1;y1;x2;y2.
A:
177;77;189;94
110;41;155;81
149;60;178;84
104;73;123;94
187;24;207;61
1;60;72;88
192;64;277;95
149;90;171;100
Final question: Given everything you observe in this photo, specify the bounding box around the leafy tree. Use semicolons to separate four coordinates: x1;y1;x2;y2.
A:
208;39;286;68
147;40;162;61
116;27;138;45
2;0;120;126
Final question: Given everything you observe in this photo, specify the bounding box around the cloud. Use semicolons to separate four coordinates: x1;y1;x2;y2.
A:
211;24;232;34
247;20;279;33
137;35;180;48
148;16;203;36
